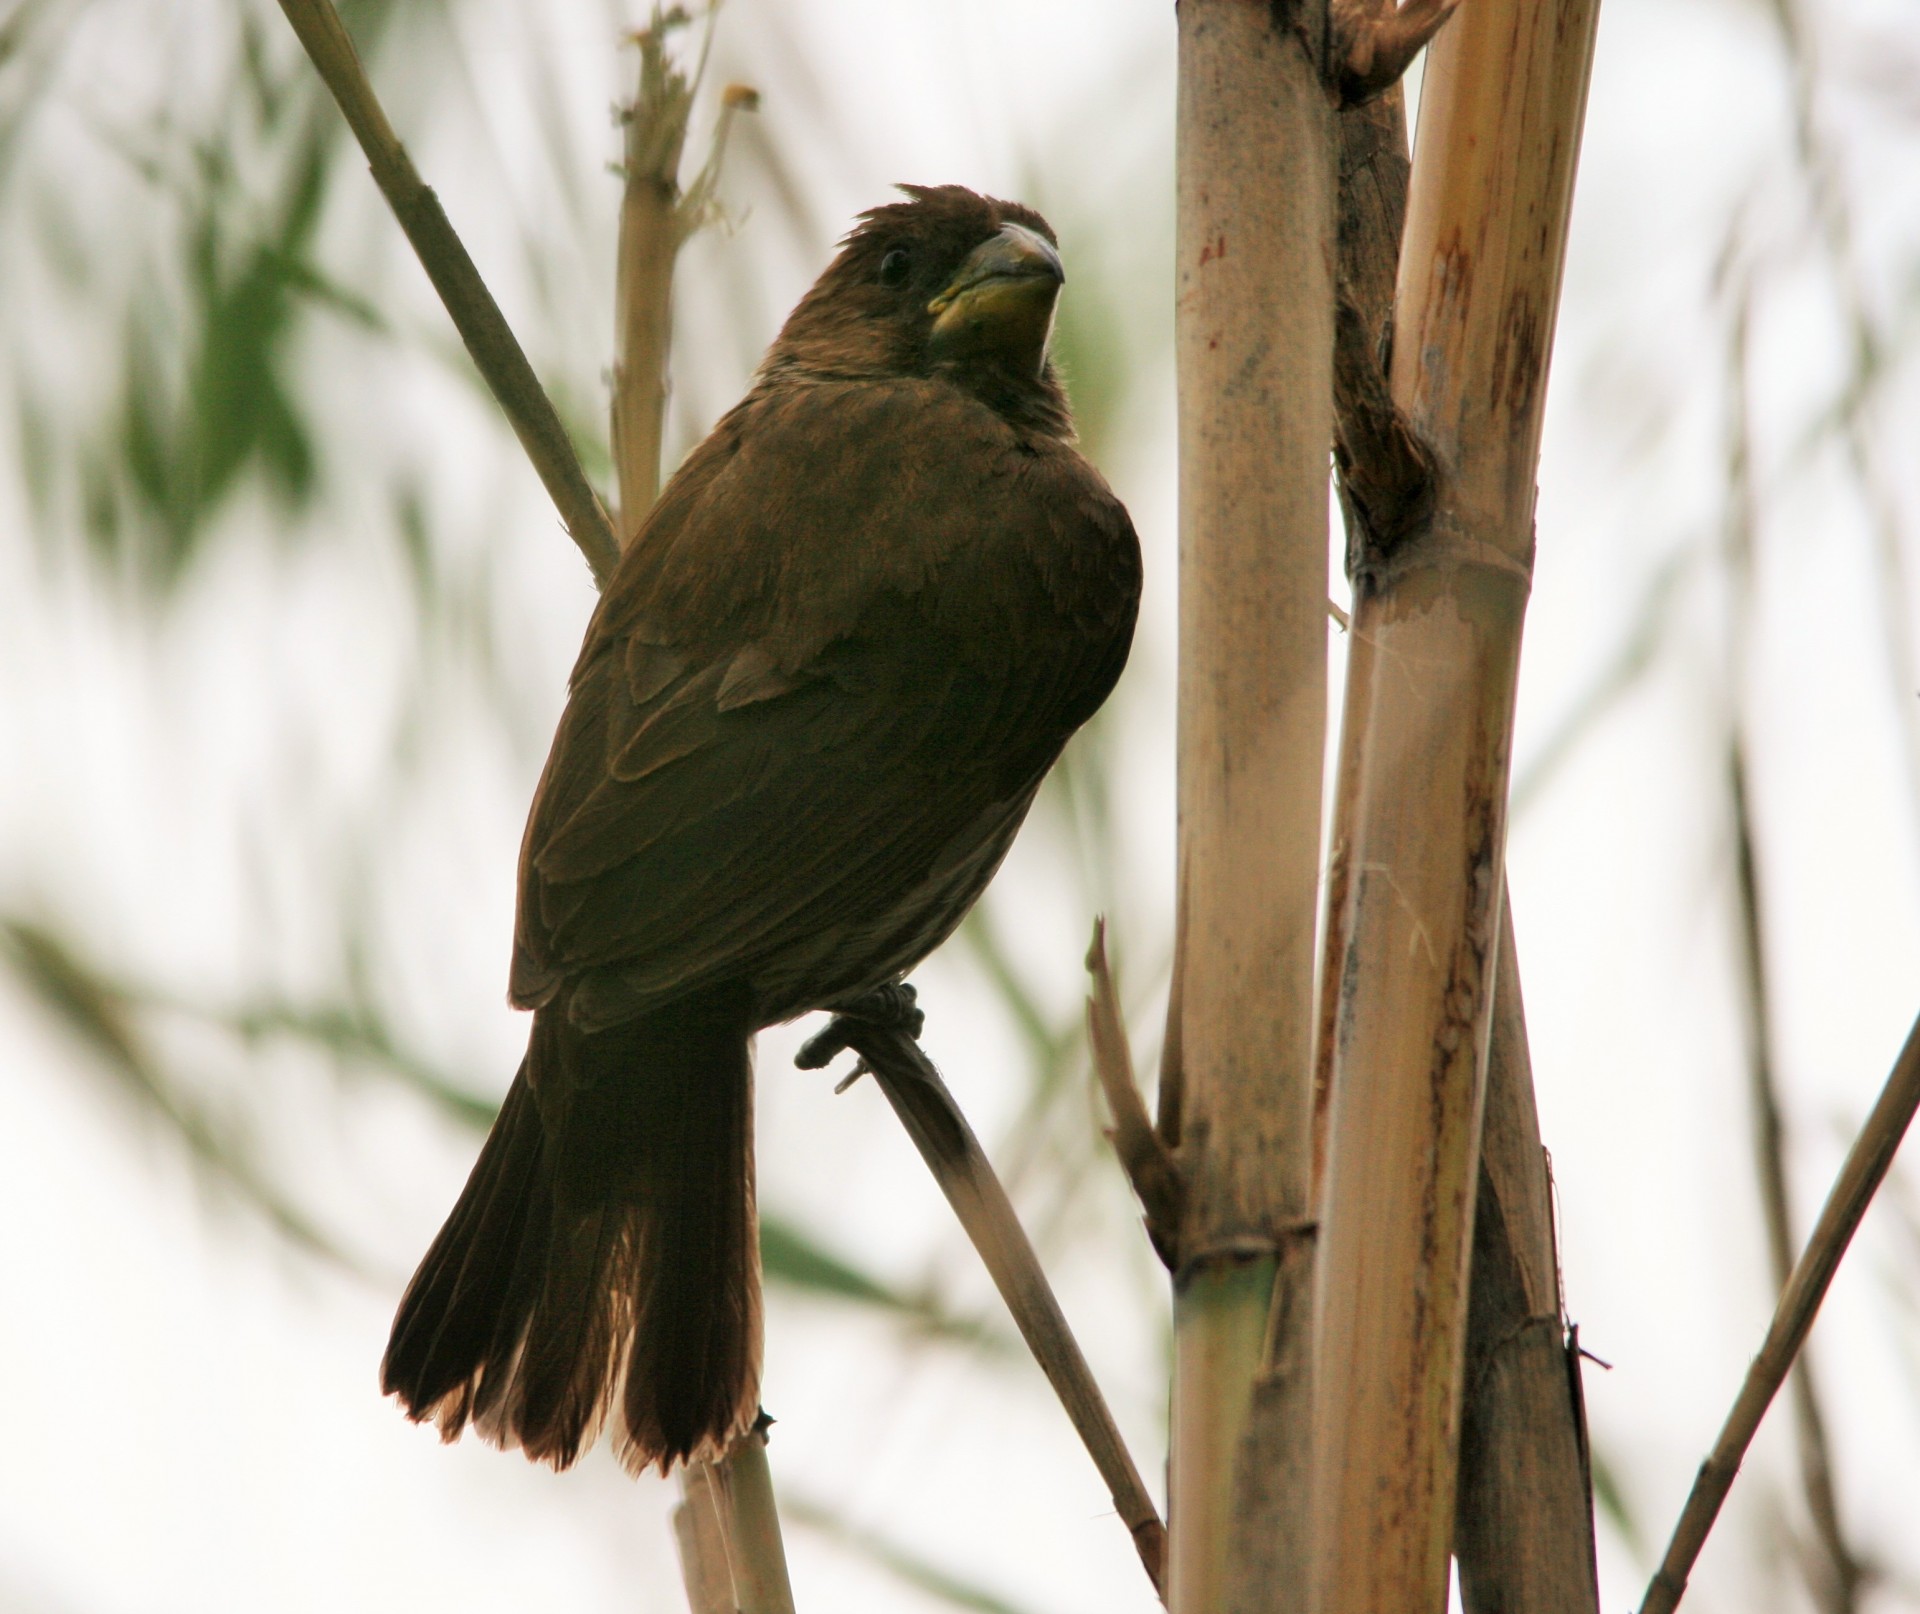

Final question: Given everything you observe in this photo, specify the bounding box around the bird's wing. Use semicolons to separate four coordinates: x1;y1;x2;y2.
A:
508;379;1138;1028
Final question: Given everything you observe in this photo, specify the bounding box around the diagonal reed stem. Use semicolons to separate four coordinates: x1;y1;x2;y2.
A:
273;0;621;584
1641;1008;1920;1614
801;1014;1167;1597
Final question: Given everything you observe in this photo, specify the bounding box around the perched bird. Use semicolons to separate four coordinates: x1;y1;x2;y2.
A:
381;184;1141;1474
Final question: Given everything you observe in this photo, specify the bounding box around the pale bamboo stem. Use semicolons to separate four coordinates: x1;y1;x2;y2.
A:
1318;83;1417;1203
710;1424;798;1614
674;1460;737;1614
1327;78;1600;1608
273;0;620;584
1641;1008;1920;1614
1170;0;1333;1604
1310;2;1601;1610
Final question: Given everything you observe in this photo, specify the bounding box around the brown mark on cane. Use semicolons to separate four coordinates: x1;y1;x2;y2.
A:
1493;289;1543;419
1415;756;1503;1444
1430;230;1475;323
1417;232;1475;420
1198;233;1227;267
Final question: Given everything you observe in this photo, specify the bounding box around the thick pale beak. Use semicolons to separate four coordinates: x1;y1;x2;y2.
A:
926;223;1065;375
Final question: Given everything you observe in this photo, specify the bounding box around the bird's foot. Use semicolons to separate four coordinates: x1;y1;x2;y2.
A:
837;982;925;1038
795;983;924;1085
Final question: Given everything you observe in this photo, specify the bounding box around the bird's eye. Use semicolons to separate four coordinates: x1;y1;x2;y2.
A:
878;249;911;288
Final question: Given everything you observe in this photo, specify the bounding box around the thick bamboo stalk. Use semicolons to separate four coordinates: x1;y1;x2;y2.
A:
1310;2;1601;1610
1642;1007;1920;1614
1326;81;1600;1607
1318;82;1418;1203
712;1423;799;1614
1170;0;1333;1607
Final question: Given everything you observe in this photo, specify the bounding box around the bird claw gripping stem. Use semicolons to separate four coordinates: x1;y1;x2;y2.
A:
795;982;925;1087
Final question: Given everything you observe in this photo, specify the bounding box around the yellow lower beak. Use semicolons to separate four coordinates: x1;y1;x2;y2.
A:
927;223;1065;376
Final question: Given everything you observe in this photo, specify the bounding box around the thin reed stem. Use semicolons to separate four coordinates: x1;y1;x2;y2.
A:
1720;275;1861;1613
273;0;620;583
1642;1010;1920;1614
799;1011;1167;1597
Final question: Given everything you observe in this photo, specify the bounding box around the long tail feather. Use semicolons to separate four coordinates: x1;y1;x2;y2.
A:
381;989;761;1473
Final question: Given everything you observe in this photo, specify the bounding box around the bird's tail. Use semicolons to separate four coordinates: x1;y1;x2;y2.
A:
380;991;762;1473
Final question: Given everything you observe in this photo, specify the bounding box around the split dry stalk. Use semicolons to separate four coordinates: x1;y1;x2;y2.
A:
1453;905;1600;1611
613;10;759;527
706;1423;797;1614
1086;919;1182;1265
273;0;620;584
1317;80;1417;1200
1309;1;1600;1610
1641;1008;1920;1614
1169;1;1334;1604
800;1015;1167;1594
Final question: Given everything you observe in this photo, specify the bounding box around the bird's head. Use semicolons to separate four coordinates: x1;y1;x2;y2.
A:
765;185;1071;433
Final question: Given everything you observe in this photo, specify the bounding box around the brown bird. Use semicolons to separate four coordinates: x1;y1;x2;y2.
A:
381;184;1141;1474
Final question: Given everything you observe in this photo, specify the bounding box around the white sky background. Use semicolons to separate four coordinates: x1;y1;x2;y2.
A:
3;0;1920;1610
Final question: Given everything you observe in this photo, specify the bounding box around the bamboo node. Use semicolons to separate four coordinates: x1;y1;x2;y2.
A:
1177;1228;1315;1284
1352;515;1536;595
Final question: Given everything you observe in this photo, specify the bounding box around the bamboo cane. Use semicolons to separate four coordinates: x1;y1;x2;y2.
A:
1325;80;1601;1611
709;1421;798;1614
674;1461;738;1614
610;15;694;531
1169;1;1334;1607
1309;2;1601;1609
